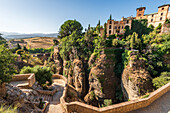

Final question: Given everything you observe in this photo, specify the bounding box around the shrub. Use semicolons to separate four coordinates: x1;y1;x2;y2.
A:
152;72;170;89
102;99;112;107
20;66;53;86
0;105;17;113
0;45;17;84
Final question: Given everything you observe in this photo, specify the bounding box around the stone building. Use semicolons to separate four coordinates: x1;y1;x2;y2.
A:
106;16;134;36
102;4;170;36
136;4;170;27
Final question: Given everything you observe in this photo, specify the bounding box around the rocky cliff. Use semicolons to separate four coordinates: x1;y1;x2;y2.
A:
84;49;119;106
121;53;153;100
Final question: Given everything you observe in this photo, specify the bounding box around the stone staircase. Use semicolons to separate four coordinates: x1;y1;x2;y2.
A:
39;94;53;102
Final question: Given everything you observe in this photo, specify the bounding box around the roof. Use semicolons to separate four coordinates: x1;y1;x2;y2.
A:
145;12;158;16
158;4;170;8
136;7;146;11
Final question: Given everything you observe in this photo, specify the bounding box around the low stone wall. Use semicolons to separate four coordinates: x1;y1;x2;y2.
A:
64;82;170;113
12;74;31;81
52;74;67;82
28;74;36;87
37;88;57;96
12;73;36;87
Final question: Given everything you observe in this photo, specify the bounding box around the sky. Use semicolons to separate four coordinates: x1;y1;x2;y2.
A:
0;0;169;34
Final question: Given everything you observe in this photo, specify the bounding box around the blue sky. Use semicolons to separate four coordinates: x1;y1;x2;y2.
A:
0;0;169;34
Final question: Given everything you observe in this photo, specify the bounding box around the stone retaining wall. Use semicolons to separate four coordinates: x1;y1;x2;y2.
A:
62;82;170;113
28;74;36;87
12;74;31;81
12;73;36;87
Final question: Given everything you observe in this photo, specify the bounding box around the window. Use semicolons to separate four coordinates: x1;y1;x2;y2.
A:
160;17;162;20
138;14;141;16
161;13;163;16
109;30;111;34
110;21;112;24
162;8;164;10
152;15;154;17
122;26;124;29
109;25;112;29
116;30;120;33
139;9;142;11
115;26;117;29
118;26;120;29
127;20;129;24
151;19;153;22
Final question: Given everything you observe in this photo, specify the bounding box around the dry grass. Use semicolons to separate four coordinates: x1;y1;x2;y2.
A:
15;37;57;49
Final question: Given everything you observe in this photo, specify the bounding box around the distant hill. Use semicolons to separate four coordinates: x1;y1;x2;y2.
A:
1;32;58;39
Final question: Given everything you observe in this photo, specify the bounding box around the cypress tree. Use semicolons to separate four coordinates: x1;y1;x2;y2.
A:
110;14;112;20
102;23;107;39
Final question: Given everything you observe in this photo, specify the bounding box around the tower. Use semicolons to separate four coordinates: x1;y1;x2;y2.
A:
136;7;146;19
157;4;170;22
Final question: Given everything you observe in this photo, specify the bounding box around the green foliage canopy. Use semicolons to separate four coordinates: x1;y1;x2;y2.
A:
58;20;83;39
0;45;17;84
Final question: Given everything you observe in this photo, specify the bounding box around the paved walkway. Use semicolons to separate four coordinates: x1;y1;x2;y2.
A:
10;80;28;87
129;91;170;113
45;79;65;113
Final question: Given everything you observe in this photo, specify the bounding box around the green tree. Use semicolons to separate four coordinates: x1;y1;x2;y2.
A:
130;32;141;50
16;43;21;49
23;46;28;51
109;14;112;20
97;20;100;26
53;39;59;46
0;34;7;47
58;20;83;39
112;39;118;47
0;45;17;84
102;23;107;39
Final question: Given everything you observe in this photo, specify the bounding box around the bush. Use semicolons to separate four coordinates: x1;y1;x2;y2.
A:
152;72;170;89
20;66;53;86
0;105;17;113
0;45;17;84
102;99;112;107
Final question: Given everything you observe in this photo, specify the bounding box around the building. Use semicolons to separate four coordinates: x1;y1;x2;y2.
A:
136;4;170;27
102;4;170;37
106;16;134;36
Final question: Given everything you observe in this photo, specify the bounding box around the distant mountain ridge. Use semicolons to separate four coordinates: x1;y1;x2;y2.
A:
1;32;58;39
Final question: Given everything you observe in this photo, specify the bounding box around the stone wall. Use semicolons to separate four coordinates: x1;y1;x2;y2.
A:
12;74;31;81
28;74;36;87
12;73;36;87
64;82;170;113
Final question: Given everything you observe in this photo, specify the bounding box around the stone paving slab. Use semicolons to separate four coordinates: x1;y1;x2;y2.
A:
10;80;28;87
129;91;170;113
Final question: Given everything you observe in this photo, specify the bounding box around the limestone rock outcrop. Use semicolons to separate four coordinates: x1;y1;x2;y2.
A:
121;54;153;100
53;46;63;74
85;50;119;106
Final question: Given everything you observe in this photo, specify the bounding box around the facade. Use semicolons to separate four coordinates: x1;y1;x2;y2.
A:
106;16;134;36
136;4;170;27
103;4;170;37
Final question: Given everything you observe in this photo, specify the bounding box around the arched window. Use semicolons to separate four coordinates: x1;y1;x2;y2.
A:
110;21;112;24
109;25;112;29
160;17;162;20
109;30;111;34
